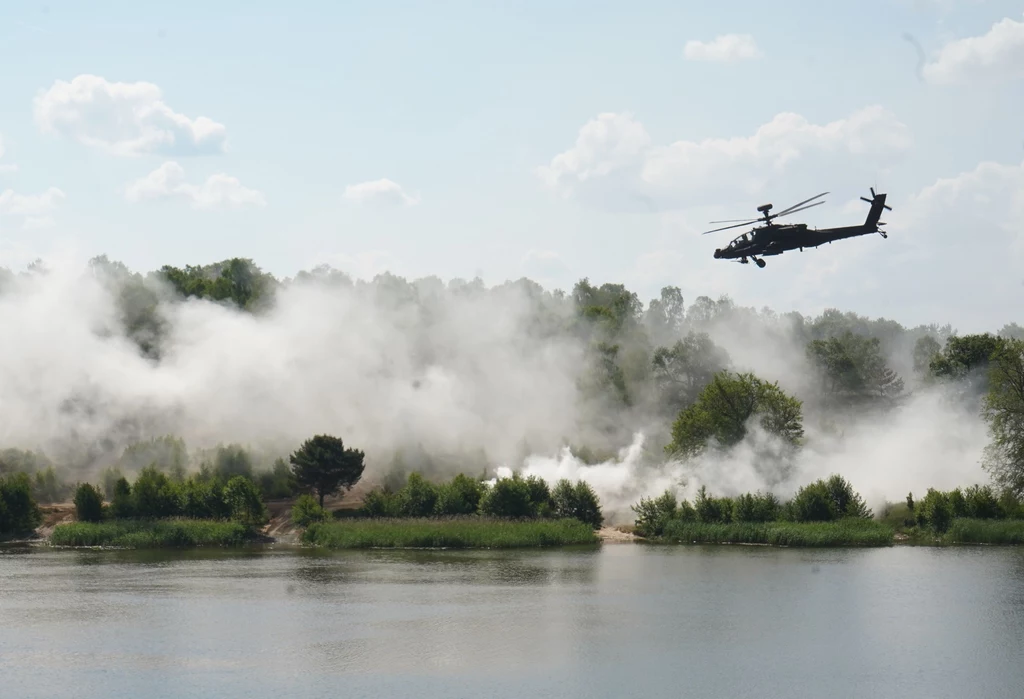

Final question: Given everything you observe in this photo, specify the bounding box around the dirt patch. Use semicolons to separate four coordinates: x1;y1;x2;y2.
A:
597;526;640;543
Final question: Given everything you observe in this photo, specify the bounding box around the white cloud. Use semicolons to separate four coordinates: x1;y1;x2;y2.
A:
0;135;17;174
343;178;420;207
684;33;762;62
0;187;65;229
922;13;1024;84
538;106;912;211
124;162;265;210
33;74;227;156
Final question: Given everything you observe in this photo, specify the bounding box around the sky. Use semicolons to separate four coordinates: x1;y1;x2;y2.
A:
1;0;1022;332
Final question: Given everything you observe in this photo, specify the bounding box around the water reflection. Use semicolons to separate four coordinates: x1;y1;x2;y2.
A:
3;545;1024;699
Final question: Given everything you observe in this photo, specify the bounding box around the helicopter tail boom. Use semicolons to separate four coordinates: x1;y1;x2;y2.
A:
861;188;891;230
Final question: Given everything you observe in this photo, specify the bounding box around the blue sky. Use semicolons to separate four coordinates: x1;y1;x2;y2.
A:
1;0;1023;331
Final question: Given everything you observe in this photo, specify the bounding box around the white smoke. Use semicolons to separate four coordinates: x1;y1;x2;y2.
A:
0;252;997;521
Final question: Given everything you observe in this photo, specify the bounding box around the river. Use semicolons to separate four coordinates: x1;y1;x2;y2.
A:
2;543;1023;698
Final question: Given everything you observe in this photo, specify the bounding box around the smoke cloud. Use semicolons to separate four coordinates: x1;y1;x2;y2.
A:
0;253;996;522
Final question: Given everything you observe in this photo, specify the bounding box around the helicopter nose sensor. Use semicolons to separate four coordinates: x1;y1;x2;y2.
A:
714;249;722;258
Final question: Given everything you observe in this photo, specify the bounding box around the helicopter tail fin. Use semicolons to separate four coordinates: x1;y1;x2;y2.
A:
861;188;891;230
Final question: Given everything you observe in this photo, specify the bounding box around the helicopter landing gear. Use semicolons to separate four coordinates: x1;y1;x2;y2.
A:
753;256;766;268
740;257;749;264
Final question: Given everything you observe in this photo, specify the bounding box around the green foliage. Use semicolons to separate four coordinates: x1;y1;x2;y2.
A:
116;436;188;478
551;479;604;529
32;466;66;504
914;488;954;532
73;483;105;523
157;258;275;311
732;491;781;522
667;371;804;458
434;473;484;515
807;331;905;407
291;494;329;527
0;472;43;535
658;519;893;547
651;331;730;413
913;335;942;376
981;339;1024;495
257;458;300;499
397;472;439;517
289;434;366;507
50;520;255;548
631;490;685;537
694;485;733;523
789;475;871;522
223;475;269;525
930;333;1005;381
478;475;541;518
109;477;134;518
302;517;599;549
209;444;253;481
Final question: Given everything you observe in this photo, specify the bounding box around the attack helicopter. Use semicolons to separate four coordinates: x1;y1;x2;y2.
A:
704;188;892;268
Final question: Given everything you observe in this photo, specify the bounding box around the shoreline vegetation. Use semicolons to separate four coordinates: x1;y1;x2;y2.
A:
13;465;1024;550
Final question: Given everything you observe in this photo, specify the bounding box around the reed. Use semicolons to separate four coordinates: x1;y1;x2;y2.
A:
658;519;894;547
302;516;599;549
49;519;256;548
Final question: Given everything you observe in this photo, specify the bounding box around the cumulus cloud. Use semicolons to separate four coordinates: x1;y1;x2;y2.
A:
343;178;420;207
124;162;265;210
683;33;762;62
922;13;1024;84
33;74;227;156
537;106;912;211
0;187;65;229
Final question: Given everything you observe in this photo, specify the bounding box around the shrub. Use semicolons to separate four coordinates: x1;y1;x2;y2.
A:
223;475;269;525
916;488;953;532
73;483;105;523
397;473;438;517
632;490;680;537
360;488;400;517
551;479;604;529
291;494;329;527
434;474;484;515
733;492;780;522
695;485;733;523
0;473;43;535
479;475;536;518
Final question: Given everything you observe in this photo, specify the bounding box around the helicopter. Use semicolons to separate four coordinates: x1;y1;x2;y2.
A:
704;188;892;268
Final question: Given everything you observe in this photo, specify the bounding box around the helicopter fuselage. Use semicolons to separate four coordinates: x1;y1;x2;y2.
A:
712;223;881;260
709;189;890;267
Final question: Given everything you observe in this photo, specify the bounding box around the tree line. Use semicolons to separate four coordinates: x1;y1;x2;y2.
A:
3;255;1024;531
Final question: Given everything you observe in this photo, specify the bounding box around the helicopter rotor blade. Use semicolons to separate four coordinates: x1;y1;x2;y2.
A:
702;220;760;235
773;191;829;217
708;218;762;224
773;200;825;218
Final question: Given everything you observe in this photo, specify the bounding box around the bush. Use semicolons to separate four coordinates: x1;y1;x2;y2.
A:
916;488;954;532
73;483;105;523
360;487;400;517
551;479;604;529
479;475;537;518
223;475;269;525
631;490;680;537
695;485;733;523
733;492;780;522
397;473;438;517
434;474;483;515
0;473;43;535
291;494;328;527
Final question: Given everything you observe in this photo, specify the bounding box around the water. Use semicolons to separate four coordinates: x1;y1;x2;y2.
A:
2;543;1023;698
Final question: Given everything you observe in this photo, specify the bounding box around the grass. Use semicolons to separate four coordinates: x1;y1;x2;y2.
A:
657;518;895;547
301;517;600;549
49;519;258;548
943;518;1024;545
